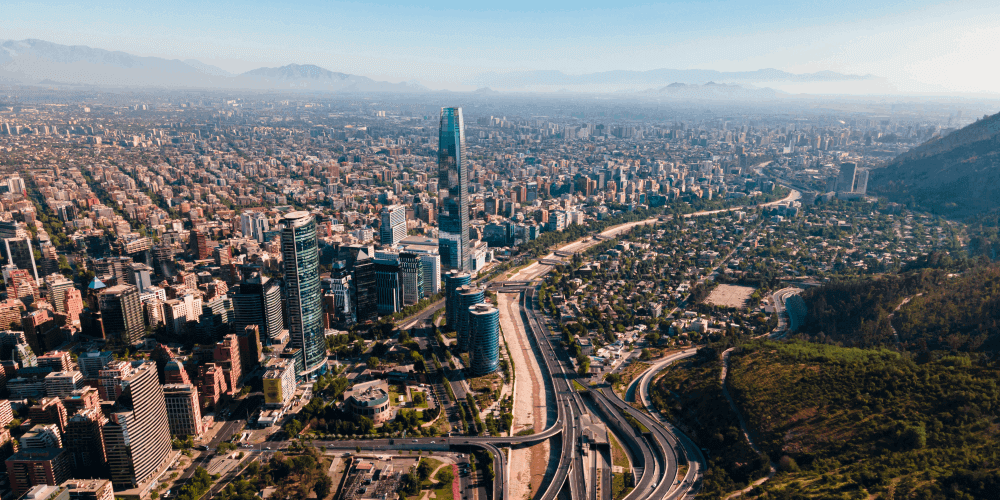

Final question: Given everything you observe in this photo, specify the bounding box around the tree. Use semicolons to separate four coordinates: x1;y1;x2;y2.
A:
314;474;333;498
436;467;454;485
417;458;434;481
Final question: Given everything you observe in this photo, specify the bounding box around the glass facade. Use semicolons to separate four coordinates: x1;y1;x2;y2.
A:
445;271;472;330
469;304;500;376
438;107;470;271
281;212;325;378
456;285;484;352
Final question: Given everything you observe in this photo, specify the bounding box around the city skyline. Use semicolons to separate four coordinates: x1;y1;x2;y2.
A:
3;0;1000;94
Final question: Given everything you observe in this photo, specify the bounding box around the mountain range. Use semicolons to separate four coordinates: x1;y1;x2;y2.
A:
0;39;426;92
870;110;1000;218
467;67;873;92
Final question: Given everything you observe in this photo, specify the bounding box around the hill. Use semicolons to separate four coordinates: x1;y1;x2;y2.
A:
652;340;1000;499
869;111;1000;218
795;264;1000;354
0;39;425;93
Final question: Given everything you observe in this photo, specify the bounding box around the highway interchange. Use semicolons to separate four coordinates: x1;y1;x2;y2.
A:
174;189;803;500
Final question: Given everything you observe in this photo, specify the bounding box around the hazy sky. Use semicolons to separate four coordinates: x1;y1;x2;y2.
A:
5;0;1000;93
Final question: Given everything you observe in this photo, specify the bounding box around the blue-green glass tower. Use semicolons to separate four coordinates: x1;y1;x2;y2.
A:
281;211;325;378
469;304;500;376
438;107;470;272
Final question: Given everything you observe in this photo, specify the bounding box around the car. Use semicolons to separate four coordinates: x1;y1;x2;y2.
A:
430;440;436;444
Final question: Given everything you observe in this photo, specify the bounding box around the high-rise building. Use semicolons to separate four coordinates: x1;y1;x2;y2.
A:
64;408;108;477
240;211;269;243
374;259;401;315
352;252;377;323
44;276;75;315
444;271;472;330
62;479;114;500
162;384;204;438
455;285;484;352
213;335;242;395
124;263;153;293
98;285;145;345
438;107;470;271
262;358;296;409
3;237;38;281
63;288;83;324
468;304;501;376
399;252;424;306
188;229;211;260
20;424;62;449
280;212;325;378
5;448;72;495
77;351;114;379
28;398;68;436
836;162;858;193
102;362;171;491
854;169;869;195
379;205;407;247
44;371;81;398
230;273;283;343
235;325;262;374
418;253;441;297
37;351;72;372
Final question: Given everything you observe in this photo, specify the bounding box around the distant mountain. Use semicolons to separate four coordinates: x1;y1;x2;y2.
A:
468;67;873;92
0;39;426;93
647;82;781;100
869;111;1000;218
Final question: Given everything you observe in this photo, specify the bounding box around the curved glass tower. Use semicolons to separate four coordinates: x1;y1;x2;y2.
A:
281;211;325;378
438;107;470;272
456;285;484;352
445;271;472;329
469;304;500;376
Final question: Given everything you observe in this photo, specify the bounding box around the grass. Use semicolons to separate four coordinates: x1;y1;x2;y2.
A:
608;433;630;470
611;473;633;500
572;380;588;392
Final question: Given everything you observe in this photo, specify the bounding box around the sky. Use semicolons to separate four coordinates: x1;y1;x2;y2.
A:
4;0;1000;93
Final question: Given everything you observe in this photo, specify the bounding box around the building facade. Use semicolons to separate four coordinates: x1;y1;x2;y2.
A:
468;304;501;376
438;107;470;271
280;212;326;378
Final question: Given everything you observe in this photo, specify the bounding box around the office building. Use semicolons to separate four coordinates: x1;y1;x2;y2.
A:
399;252;424;305
102;362;171;491
98;285;145;345
344;380;392;424
3;237;38;281
352;251;377;323
280;212;325;378
374;259;401;315
836;162;858;193
230;273;283;343
64;409;108;477
379;204;407;247
455;285;484;352
468;304;501;376
235;325;262;374
21;485;69;500
162;384;204;437
124;263;153;293
37;351;72;372
445;271;472;329
854;169;869;195
438;107;470;271
188;229;211;260
63;289;83;324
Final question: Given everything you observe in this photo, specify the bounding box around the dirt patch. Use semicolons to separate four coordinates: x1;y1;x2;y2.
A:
705;284;757;309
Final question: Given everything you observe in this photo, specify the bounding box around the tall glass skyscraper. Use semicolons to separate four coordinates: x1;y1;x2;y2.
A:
438;107;470;271
455;285;484;352
281;212;325;378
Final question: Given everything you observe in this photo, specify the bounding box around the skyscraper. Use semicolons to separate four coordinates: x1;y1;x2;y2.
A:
3;237;38;281
102;362;171;492
469;304;500;376
445;271;472;329
374;259;401;315
399;252;424;306
836;162;858;193
280;212;325;378
455;285;484;352
854;169;869;195
98;285;145;345
438;107;470;271
231;273;284;343
352;252;377;323
379;204;407;247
